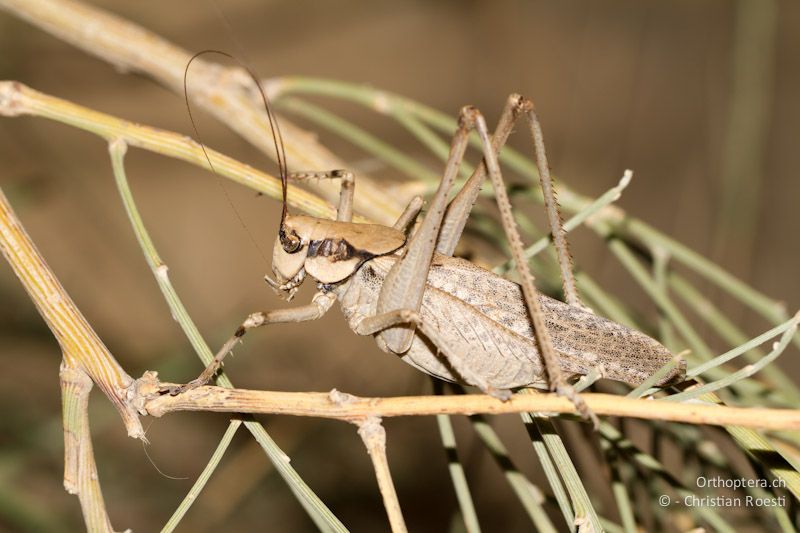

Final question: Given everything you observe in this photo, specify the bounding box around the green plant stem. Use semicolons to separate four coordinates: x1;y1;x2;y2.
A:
533;416;602;531
713;0;777;278
434;382;481;533
494;170;633;275
573;368;603;393
670;272;800;402
652;248;679;352
520;412;574;529
575;272;639;329
606;235;711;360
108;140;347;533
599;422;734;531
161;420;242;533
279;96;439;186
627;357;684;399
600;438;637;533
686;314;799;381
602;233;773;399
469;415;556;532
666;315;798;402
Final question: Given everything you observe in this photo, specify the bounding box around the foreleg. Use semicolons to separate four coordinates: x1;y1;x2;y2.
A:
169;291;336;394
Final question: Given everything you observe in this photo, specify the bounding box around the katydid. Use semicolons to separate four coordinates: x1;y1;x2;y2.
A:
171;56;686;423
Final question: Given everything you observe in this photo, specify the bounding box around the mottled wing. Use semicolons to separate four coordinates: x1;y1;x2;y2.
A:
421;255;684;387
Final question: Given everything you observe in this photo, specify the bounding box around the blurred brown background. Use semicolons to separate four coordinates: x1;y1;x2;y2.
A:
0;1;798;531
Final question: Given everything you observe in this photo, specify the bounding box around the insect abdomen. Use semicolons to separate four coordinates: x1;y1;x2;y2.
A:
422;255;685;387
347;255;685;390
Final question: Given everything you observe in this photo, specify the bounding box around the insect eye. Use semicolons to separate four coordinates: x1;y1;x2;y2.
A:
282;232;302;253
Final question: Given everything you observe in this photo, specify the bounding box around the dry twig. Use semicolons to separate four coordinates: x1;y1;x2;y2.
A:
0;0;408;224
356;416;407;533
141;381;800;431
0;188;140;530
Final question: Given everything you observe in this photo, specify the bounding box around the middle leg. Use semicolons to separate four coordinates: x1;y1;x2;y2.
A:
288;169;355;222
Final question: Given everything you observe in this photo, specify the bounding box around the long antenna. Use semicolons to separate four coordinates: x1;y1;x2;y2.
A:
183;50;290;234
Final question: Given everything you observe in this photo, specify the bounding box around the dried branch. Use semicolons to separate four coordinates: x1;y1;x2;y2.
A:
60;365;115;532
1;1;797;528
0;81;344;223
0;187;142;530
141;384;800;431
0;0;407;224
106;138;348;531
356;416;407;533
0;187;142;438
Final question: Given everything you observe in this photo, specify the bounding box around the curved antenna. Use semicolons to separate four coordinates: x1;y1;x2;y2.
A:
183;50;290;233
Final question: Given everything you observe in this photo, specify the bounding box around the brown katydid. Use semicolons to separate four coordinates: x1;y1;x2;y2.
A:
171;53;686;424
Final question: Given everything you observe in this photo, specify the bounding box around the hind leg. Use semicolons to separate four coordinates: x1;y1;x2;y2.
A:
466;103;597;426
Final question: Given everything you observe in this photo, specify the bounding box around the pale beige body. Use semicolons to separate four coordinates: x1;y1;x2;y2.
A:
177;95;685;415
336;252;682;390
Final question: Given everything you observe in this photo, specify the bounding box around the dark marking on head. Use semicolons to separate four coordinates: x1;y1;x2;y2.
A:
319;239;333;256
307;238;368;262
334;240;349;260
